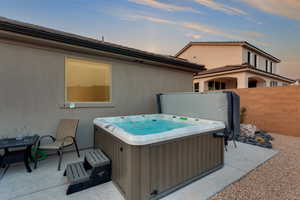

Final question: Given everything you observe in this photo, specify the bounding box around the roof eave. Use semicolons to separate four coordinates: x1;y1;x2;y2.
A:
242;42;281;63
194;67;294;83
176;41;281;63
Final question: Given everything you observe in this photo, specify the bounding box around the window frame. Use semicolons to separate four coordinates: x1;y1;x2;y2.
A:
270;62;273;73
265;60;268;72
207;80;226;91
247;51;251;64
64;57;113;108
270;81;278;87
254;54;257;67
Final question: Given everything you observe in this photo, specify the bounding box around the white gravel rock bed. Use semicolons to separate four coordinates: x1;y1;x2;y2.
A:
211;133;300;200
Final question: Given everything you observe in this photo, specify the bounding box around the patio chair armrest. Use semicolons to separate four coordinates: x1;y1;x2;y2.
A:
61;136;75;146
36;135;56;147
33;135;56;161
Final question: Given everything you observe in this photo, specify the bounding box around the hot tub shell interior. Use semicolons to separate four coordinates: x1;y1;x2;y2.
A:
94;117;224;200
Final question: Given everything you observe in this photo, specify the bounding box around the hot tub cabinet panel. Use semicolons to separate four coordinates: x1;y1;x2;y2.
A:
94;125;224;200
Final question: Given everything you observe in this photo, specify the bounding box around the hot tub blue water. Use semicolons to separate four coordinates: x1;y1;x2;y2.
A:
113;119;193;135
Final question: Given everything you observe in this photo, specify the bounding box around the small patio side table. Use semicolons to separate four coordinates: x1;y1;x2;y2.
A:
0;135;39;173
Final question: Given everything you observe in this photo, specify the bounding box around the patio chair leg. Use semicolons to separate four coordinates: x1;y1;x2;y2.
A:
58;149;63;171
74;140;80;158
34;142;40;169
233;139;237;148
34;157;38;169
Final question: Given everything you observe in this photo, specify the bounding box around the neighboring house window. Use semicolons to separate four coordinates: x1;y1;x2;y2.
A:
208;81;213;90
254;54;257;67
248;80;257;88
247;51;251;64
270;81;278;87
65;57;111;102
270;62;273;73
221;82;226;89
194;82;200;92
208;80;226;90
265;60;268;72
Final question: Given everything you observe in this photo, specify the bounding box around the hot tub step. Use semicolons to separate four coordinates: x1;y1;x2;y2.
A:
85;149;110;168
64;149;111;195
66;162;89;184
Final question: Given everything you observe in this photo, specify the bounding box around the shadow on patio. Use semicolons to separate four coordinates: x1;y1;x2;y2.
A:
0;143;277;200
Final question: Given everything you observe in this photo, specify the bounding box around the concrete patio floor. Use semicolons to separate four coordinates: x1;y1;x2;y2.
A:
0;142;277;200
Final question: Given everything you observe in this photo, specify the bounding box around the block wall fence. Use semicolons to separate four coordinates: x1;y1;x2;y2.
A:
229;85;300;137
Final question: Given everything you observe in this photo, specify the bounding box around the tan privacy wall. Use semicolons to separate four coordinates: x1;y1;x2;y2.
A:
230;86;300;136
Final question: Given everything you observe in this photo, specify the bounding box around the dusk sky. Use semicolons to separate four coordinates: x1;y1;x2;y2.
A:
1;0;299;79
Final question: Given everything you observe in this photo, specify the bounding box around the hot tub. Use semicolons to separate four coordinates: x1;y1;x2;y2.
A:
94;114;225;200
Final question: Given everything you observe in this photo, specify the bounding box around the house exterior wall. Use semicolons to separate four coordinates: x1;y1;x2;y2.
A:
178;45;243;69
193;72;246;92
193;71;287;92
178;44;279;75
242;47;278;74
0;40;193;149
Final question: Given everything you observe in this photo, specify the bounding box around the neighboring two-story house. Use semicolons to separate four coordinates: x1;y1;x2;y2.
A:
176;41;294;92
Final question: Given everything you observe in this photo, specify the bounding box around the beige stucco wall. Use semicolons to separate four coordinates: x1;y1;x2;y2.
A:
178;44;279;75
0;40;193;149
242;47;278;73
178;45;243;69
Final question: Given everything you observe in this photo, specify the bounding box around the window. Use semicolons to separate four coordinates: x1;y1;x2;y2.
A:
270;81;278;87
215;82;221;90
207;80;226;91
194;82;199;92
270;62;273;73
254;54;257;67
221;82;226;89
265;60;268;72
65;58;111;103
247;51;251;64
208;81;214;90
248;80;257;88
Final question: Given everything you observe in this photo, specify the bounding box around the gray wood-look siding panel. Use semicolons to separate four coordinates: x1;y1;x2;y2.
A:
94;127;129;196
140;146;150;200
148;133;222;195
94;126;224;200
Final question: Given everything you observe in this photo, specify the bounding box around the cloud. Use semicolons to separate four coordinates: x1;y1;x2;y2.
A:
128;0;201;13
241;0;300;21
240;31;265;37
185;33;202;39
181;21;248;40
127;14;268;47
129;15;245;40
194;0;247;15
129;15;176;24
